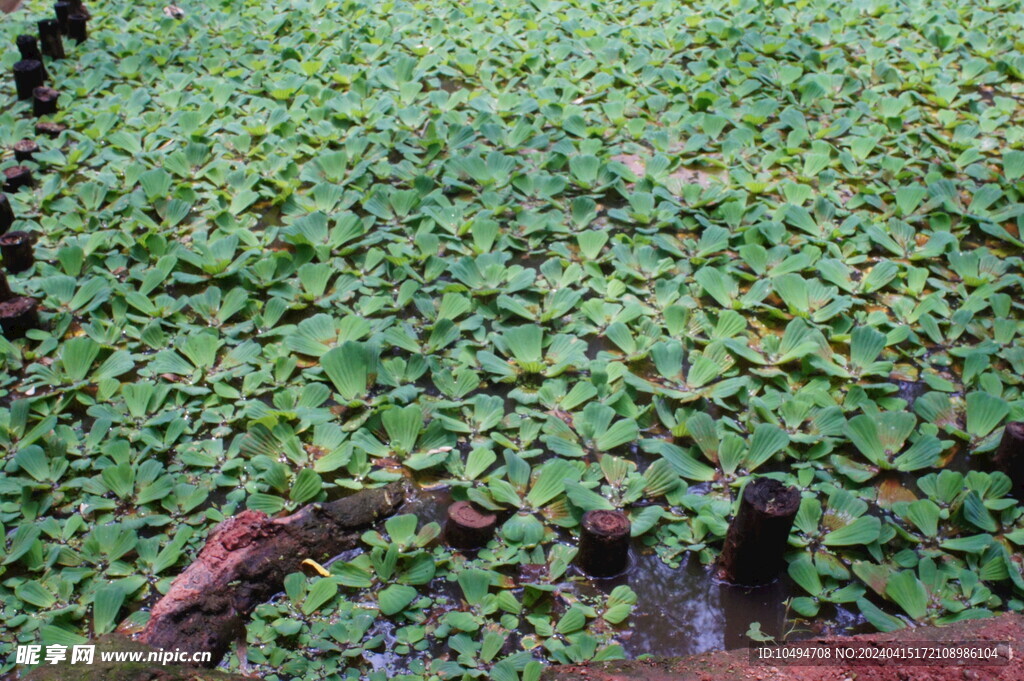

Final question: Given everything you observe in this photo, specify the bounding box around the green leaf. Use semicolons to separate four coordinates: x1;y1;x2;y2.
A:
458;569;492;606
93;584;125;635
302;578;338;615
321;342;370;401
823;516;881;546
378;584;418;616
885;570;928;620
290;469;322;504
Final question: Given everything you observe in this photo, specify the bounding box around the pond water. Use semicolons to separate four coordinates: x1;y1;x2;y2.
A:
395;484;867;661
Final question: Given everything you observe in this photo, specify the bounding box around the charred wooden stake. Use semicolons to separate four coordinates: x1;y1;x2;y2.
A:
33;87;59;117
3;167;33;194
577;509;631;577
0;296;39;339
0;273;12;302
13;60;46;101
68;13;88;43
0;194;13;235
717;478;801;586
54;2;71;33
444;501;497;550
17;34;44;61
38;19;65;59
13;140;39;163
992;422;1024;499
0;231;35;273
35;122;66;138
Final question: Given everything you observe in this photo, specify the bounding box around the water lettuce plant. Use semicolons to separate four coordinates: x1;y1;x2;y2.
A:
0;0;1023;678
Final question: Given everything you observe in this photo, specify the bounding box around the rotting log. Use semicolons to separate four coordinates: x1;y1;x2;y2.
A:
445;500;497;550
576;509;631;577
136;482;404;666
992;421;1024;498
717;478;800;586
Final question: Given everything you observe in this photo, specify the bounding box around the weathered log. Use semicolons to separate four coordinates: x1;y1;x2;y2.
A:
717;478;800;586
137;482;404;665
991;421;1024;498
576;509;631;577
445;500;497;550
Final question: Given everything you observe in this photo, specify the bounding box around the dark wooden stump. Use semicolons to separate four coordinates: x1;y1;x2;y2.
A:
3;166;33;194
0;230;34;272
36;121;66;138
576;509;631;577
0;296;39;339
138;482;404;665
0;193;13;234
54;1;70;33
17;34;43;61
444;500;497;550
38;19;64;58
717;478;800;586
14;139;39;163
33;86;59;116
0;272;13;302
991;422;1024;499
13;59;45;100
68;12;87;43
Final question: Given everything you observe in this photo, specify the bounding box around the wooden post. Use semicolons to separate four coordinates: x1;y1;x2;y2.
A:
54;2;71;34
992;422;1024;499
444;501;497;550
33;87;59;117
576;509;630;577
13;60;45;100
17;35;44;62
36;122;66;138
0;194;13;235
3;167;33;193
14;140;39;163
0;296;39;339
38;19;65;59
68;13;88;43
717;478;800;586
0;231;35;273
0;273;13;302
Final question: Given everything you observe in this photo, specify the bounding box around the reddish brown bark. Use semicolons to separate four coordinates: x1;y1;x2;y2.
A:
137;482;404;665
717;478;800;586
